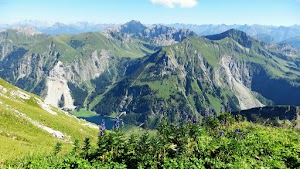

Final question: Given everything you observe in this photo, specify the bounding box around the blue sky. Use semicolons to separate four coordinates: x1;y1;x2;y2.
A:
0;0;299;26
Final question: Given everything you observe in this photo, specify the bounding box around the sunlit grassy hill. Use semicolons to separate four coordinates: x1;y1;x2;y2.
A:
0;78;98;162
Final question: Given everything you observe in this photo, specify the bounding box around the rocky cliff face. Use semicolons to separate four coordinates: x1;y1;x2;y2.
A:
102;20;197;46
219;55;263;109
52;49;112;84
44;61;75;109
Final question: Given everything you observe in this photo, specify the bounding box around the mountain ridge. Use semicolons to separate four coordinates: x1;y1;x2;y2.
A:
0;21;196;110
0;21;300;128
2;21;300;43
102;20;197;46
92;30;300;127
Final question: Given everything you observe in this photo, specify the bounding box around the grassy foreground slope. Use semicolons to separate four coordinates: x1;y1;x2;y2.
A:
4;112;300;168
0;78;98;162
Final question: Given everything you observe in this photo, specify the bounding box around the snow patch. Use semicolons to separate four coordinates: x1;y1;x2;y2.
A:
13;27;41;36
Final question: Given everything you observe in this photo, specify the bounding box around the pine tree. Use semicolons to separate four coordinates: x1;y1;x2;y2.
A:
58;94;65;108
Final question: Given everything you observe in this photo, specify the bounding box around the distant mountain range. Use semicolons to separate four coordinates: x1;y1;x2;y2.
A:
1;20;300;128
168;24;300;43
2;21;300;45
0;20;116;35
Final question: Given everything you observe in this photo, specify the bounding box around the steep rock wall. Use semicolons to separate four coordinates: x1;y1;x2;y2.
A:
44;61;75;109
219;55;263;109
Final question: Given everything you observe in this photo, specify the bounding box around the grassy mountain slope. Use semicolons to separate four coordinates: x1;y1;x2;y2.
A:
1;26;300;129
0;78;98;162
93;29;300;128
51;32;154;63
0;28;157;110
205;29;300;104
0;29;50;51
91;37;240;126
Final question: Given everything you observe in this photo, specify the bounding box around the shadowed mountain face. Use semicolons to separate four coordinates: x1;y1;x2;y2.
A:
0;22;300;128
232;105;300;127
205;29;255;48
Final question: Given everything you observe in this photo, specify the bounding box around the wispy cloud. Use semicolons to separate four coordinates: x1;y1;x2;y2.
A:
150;0;198;8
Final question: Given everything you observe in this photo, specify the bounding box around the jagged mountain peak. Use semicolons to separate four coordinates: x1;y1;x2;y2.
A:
100;20;197;46
124;20;145;26
121;20;147;34
151;24;197;35
150;24;176;33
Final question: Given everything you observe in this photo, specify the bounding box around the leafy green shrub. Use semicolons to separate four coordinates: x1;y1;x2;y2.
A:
4;113;300;168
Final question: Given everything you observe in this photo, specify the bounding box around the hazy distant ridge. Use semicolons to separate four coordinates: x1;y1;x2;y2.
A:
1;21;300;44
